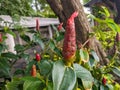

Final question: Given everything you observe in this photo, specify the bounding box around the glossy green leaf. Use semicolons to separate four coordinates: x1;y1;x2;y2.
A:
112;67;120;77
51;24;59;37
82;80;93;90
32;34;44;50
1;52;18;59
49;40;55;50
52;60;65;90
100;85;109;90
15;44;25;52
6;30;16;37
79;49;89;63
101;6;110;18
90;50;99;62
37;60;53;76
0;57;10;77
23;80;41;90
73;64;93;81
52;60;77;90
59;67;76;90
21;76;40;81
20;34;31;42
6;78;23;90
106;84;114;90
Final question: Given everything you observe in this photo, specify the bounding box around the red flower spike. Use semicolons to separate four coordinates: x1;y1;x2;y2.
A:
102;77;107;86
0;33;2;42
57;22;63;31
62;11;78;65
31;65;36;77
36;18;40;31
36;53;41;61
116;32;120;42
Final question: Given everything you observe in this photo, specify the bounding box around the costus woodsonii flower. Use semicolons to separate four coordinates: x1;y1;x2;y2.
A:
62;11;78;66
31;65;37;77
36;18;40;31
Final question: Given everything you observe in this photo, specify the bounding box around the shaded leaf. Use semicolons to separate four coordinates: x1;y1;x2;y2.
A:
79;49;89;63
37;60;53;76
82;80;92;90
112;67;120;77
20;34;31;43
73;64;93;81
52;60;65;90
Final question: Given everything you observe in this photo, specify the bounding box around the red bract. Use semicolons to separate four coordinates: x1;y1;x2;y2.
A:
36;53;41;61
116;32;120;42
36;18;40;31
62;11;78;64
102;77;107;86
31;65;36;77
57;22;63;31
0;33;2;42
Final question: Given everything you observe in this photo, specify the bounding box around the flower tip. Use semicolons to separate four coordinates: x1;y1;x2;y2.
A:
72;11;79;18
57;22;63;31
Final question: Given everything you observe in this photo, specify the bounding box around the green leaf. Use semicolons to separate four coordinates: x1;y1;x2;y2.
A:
47;82;53;90
51;24;59;37
112;67;120;77
73;64;93;81
82;80;92;90
0;57;10;77
100;85;109;90
15;44;25;52
1;52;18;59
106;19;120;32
0;44;4;53
52;60;76;90
23;80;41;90
106;84;114;90
37;60;53;76
52;60;65;90
6;78;23;90
21;76;42;90
21;76;40;81
49;40;55;50
59;67;76;90
32;34;44;50
101;6;110;18
79;49;89;63
20;34;31;43
6;30;16;37
90;50;99;62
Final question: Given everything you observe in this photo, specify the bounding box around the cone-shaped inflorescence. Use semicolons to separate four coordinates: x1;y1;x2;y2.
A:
62;11;78;66
36;18;40;31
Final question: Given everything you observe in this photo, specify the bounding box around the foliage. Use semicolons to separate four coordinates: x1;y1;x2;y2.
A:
0;18;120;90
0;0;56;18
1;2;120;90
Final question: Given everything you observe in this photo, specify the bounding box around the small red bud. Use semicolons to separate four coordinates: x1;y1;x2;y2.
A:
57;22;63;31
31;65;36;77
36;18;40;31
102;77;107;85
116;32;120;42
36;53;41;61
0;33;2;42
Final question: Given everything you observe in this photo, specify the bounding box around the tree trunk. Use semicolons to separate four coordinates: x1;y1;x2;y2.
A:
46;0;109;65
